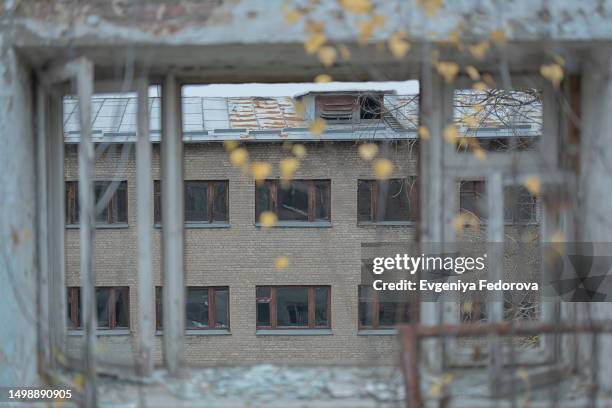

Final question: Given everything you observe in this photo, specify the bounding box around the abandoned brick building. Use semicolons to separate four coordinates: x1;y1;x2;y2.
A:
61;90;540;366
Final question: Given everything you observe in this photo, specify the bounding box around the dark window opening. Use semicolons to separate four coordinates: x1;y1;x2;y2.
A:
256;179;330;223
460;180;537;224
256;286;331;329
67;287;129;329
66;181;128;225
155;287;229;330
358;178;417;223
359;95;383;120
358;285;412;329
154;180;228;224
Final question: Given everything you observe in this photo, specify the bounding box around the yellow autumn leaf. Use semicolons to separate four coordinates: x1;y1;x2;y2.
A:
338;0;372;14
430;381;442;398
468;41;490;60
294;101;305;116
473;146;486;161
229;148;249;167
551;230;565;243
275;256;290;269
292;144;307;158
482;73;496;87
388;31;411;59
358;20;375;45
452;213;466;233
318;46;337;67
250;162;272;182
339;44;352;60
443;124;458;144
523;175;541;196
280;157;299;178
465;65;480;81
223;140;239;152
314;74;333;83
310;118;327;137
447;30;461;48
73;373;84;391
259;211;278;227
304;32;326;54
540;63;564;88
490;29;507;45
462;301;473;314
417;0;444;17
462;115;478;128
436;61;460;84
358;143;379;161
373;159;393;180
284;9;303;25
418;126;431;140
517;368;529;383
371;14;386;28
472;81;488;91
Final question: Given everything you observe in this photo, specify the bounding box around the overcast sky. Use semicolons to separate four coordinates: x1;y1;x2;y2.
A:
147;81;420;98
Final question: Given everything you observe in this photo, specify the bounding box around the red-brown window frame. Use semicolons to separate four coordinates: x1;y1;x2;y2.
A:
153;180;229;224
255;179;331;223
155;286;230;330
67;286;130;329
256;286;331;329
357;178;419;223
358;285;414;330
65;180;128;225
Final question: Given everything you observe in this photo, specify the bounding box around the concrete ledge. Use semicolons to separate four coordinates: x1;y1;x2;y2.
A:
65;223;129;229
155;329;232;336
154;223;231;229
255;221;332;228
357;329;398;336
256;329;332;336
68;329;131;336
357;221;415;227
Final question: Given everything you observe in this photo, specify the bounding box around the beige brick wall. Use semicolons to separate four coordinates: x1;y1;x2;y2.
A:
65;141;419;366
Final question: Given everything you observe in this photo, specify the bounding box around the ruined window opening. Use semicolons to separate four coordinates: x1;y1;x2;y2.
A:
155;287;229;330
67;287;129;329
255;179;330;223
65;180;128;225
358;285;412;329
154;180;229;224
359;95;383;120
357;178;418;223
459;180;537;224
256;286;330;329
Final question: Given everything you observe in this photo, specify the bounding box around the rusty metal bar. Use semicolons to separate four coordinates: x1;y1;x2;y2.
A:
401;324;422;408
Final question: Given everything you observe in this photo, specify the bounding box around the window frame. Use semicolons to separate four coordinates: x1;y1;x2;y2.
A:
154;180;229;224
67;286;130;330
65;180;128;225
155;286;230;331
255;179;331;224
357;285;413;330
256;286;331;330
357;178;418;224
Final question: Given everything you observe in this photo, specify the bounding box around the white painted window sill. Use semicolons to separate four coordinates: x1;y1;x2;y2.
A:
255;221;332;228
68;329;131;336
358;329;398;336
256;329;332;336
155;329;231;336
66;223;129;229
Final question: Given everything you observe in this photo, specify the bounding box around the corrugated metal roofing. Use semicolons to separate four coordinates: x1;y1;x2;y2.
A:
63;92;541;143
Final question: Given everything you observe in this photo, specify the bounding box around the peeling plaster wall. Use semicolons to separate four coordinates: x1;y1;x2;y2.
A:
0;40;37;386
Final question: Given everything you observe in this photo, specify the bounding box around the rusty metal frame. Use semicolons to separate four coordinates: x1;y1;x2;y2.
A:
399;321;612;408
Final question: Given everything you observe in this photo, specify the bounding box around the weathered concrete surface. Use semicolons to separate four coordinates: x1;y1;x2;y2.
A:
1;0;611;81
0;38;37;386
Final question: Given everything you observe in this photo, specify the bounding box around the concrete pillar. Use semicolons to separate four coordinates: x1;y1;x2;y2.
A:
579;49;612;392
0;45;38;386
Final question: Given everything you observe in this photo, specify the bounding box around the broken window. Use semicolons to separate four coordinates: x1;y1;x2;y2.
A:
67;287;129;329
155;287;229;330
154;180;229;224
358;178;417;223
256;286;330;329
256;179;330;223
460;180;537;224
358;285;411;329
359;95;383;120
65;181;128;225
